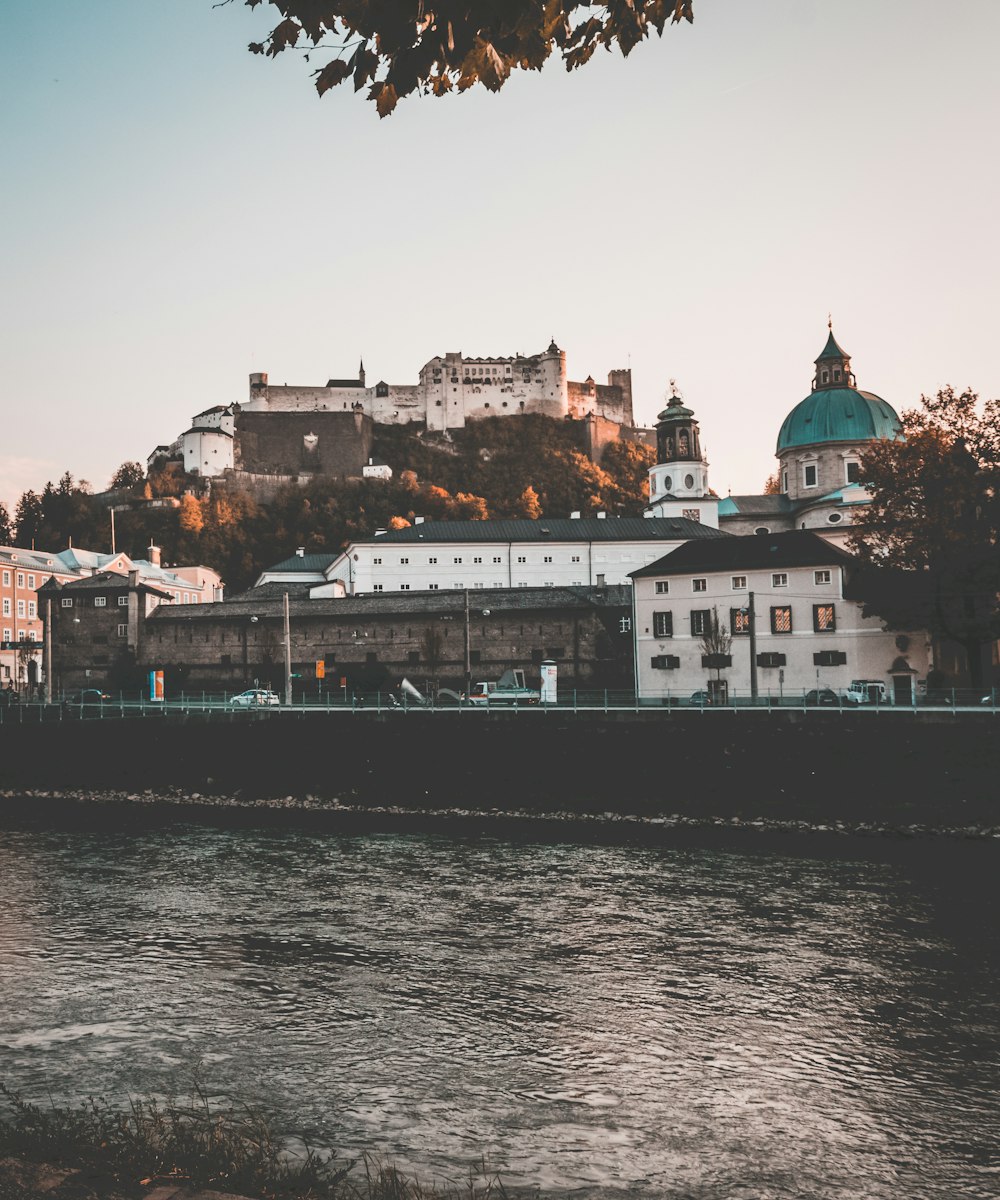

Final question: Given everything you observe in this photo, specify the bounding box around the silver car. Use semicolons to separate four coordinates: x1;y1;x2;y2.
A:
230;689;280;707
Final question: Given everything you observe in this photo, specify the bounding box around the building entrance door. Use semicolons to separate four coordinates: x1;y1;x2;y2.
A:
892;674;914;706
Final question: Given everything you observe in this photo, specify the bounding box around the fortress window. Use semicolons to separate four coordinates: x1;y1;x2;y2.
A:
454;557;462;564
429;583;439;590
400;584;410;591
493;556;502;564
399;557;409;564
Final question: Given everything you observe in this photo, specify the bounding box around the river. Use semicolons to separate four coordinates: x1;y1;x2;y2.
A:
0;810;997;1198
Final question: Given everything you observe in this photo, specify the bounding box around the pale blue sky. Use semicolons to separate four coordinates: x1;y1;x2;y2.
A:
3;1;998;513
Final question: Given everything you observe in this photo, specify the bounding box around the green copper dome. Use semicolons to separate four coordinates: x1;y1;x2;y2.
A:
776;386;901;453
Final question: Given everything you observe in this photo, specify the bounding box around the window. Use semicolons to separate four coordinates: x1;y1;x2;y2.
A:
16;600;25;617
1;600;8;617
474;556;482;564
27;601;35;618
530;648;544;664
27;575;34;589
94;596;107;607
372;584;383;591
517;556;526;563
814;650;847;666
845;461;860;484
653;611;673;638
61;598;73;608
1;571;8;586
813;604;836;632
650;655;680;669
428;583;439;590
453;557;462;564
1;629;9;643
399;584;410;591
16;574;24;588
755;526;770;535
469;650;481;666
732;607;751;635
814;570;832;585
803;464;817;488
756;652;786;668
28;631;37;642
429;556;437;563
770;605;792;634
117;623;128;637
118;595;129;606
692;578;707;593
828;512;843;524
493;556;502;564
399;557;409;564
373;557;382;565
731;576;747;590
690;609;710;636
772;573;788;588
543;556;553;563
655;581;669;595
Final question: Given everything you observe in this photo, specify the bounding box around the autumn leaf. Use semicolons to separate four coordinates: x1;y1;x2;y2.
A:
369;80;399;117
315;59;351;96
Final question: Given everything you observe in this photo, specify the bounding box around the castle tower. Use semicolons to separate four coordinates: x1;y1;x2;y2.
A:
645;383;718;527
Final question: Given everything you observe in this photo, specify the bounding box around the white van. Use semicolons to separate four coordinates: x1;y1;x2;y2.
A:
843;679;887;705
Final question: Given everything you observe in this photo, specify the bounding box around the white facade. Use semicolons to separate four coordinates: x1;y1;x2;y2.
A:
180;406;236;478
631;536;932;703
255;519;728;595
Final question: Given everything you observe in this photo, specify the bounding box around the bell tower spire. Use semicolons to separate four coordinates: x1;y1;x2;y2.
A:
812;325;855;391
644;382;719;527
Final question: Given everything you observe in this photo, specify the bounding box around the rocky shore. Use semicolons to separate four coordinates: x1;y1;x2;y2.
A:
2;786;998;842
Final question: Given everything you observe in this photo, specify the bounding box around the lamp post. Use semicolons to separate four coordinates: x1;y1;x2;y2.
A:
283;592;292;706
463;588;471;699
748;590;758;701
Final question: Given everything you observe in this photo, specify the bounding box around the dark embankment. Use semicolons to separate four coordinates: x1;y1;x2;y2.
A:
1;710;998;830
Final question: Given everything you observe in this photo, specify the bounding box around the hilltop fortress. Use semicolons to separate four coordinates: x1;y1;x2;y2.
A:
152;341;643;483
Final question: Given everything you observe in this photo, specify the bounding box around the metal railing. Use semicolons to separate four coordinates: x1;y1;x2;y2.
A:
1;686;998;722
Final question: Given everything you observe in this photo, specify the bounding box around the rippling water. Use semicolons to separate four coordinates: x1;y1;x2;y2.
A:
0;812;998;1198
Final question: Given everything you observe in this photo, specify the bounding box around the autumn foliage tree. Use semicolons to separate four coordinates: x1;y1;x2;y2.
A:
849;386;1000;686
235;0;694;116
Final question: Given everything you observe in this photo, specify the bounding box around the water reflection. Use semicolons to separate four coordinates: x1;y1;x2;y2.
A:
0;819;997;1198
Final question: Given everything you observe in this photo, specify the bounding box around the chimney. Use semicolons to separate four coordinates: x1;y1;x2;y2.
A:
296;547;305;557
147;543;161;566
128;569;139;588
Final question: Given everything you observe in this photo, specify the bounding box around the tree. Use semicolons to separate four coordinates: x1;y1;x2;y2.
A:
763;470;781;495
235;0;694;116
848;386;1000;687
0;501;12;546
109;462;146;491
698;606;732;697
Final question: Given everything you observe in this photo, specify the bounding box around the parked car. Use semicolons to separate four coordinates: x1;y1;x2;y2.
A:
843;679;887;705
230;689;280;708
65;688;111;704
689;690;714;706
804;688;839;706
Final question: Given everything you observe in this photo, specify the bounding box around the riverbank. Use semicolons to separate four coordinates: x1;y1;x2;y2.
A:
1;786;998;844
2;711;1000;831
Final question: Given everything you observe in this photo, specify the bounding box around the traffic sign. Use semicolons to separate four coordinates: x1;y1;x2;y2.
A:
315;659;325;679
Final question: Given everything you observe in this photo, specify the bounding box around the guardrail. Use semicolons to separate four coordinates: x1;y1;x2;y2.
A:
1;687;998;722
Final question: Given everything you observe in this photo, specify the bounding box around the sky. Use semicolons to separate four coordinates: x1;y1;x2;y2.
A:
3;0;999;514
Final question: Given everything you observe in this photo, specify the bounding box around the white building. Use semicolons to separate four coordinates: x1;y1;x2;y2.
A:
630;530;931;704
255;517;730;595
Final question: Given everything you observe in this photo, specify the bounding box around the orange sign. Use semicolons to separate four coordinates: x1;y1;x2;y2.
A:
315;660;326;679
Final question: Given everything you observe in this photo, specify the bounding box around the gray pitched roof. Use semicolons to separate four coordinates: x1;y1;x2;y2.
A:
39;571;174;599
354;517;729;545
718;494;794;516
630;530;854;578
262;553;341;574
151;584;631;625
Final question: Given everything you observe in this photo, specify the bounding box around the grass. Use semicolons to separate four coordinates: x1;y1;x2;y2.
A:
0;1083;526;1199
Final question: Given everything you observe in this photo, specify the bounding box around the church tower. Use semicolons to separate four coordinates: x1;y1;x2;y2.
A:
645;384;719;527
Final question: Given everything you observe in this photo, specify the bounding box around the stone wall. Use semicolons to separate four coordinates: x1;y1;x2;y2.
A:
234;410;373;479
